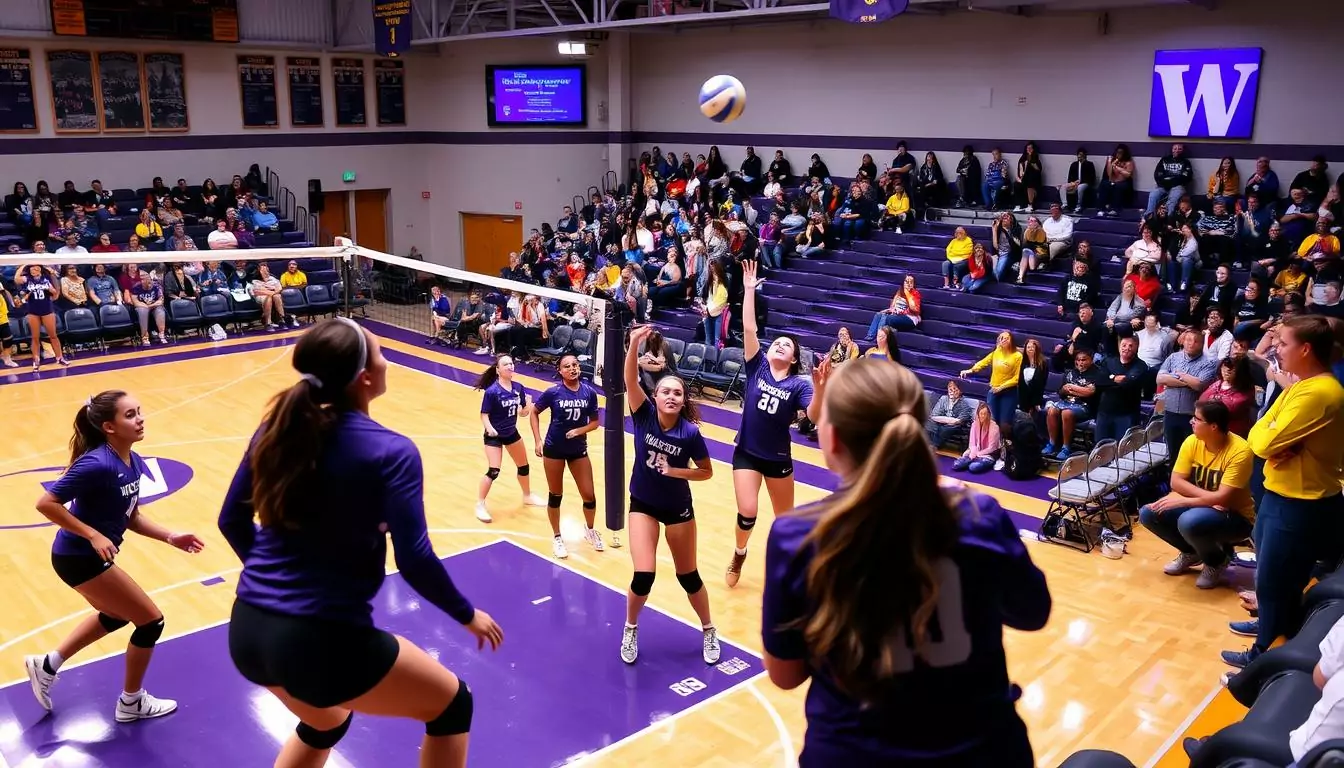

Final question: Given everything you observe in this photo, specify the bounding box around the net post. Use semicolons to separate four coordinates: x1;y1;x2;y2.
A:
602;298;627;534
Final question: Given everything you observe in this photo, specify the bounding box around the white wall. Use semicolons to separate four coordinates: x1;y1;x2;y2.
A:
628;0;1343;190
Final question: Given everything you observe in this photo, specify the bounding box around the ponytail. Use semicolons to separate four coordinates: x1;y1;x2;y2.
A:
790;360;958;705
69;390;127;469
474;354;511;390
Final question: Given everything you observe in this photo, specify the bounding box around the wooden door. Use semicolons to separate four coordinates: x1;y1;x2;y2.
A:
353;189;389;253
318;191;350;246
462;213;522;276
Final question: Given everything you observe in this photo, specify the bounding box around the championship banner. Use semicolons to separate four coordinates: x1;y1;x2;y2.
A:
373;0;413;56
829;0;908;24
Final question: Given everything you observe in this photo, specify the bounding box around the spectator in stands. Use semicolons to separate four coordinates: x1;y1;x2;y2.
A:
56;232;87;257
805;153;830;185
251;202;279;234
1042;348;1101;460
1147;143;1194;216
198;261;228;296
1017;216;1048;280
1272;261;1309;303
280;261;308;289
962;243;994;294
1157;329;1218;455
1120;225;1164;277
86;264;119;306
865;275;922;340
954;145;981;208
125;234;146;253
1165;223;1200;293
1291;155;1331;208
615;264;648;325
865;325;898;363
989;212;1022;282
879;179;912;234
129;271;167;345
207;219;237;250
1056;259;1100;319
1230;315;1344;668
83;179;115;221
1040;202;1074;261
1105;278;1145;343
1299;216;1341;262
1197;200;1238;265
1018;339;1049;415
1135;313;1172;395
1054;303;1105;372
426;285;452;344
953;403;1001;474
1236;194;1272;268
57;264;89;312
1058;148;1096;214
1244;157;1280;206
89;232;118;254
1140;398;1254;589
251;262;292;330
796;212;827;259
156;197;184;230
756;212;784;269
941;227;973;290
1124;260;1162;310
914;152;946;212
163;222;189;251
826;327;860;368
1094;336;1148;442
1094;145;1136;219
1014;142;1043;213
649;248;684;307
925;379;973;448
1195;266;1238;323
1206;157;1241;210
134;208;162;244
700;260;728;349
1232;278;1271;338
960;330;1021;469
1198;355;1256;437
1280;188;1318;247
982;148;1010;212
831;187;873;241
768;150;791;185
1312;281;1344;320
163;263;199;301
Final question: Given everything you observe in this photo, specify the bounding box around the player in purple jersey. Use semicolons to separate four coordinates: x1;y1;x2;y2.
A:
220;318;503;768
24;390;206;723
529;354;604;559
762;359;1051;767
473;354;545;523
621;325;720;665
14;263;70;371
727;260;825;587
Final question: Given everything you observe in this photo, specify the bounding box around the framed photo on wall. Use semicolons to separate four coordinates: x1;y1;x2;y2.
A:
47;49;99;133
144;52;188;131
0;48;40;132
374;58;405;127
287;56;324;128
332;57;366;127
237;55;278;128
96;51;147;131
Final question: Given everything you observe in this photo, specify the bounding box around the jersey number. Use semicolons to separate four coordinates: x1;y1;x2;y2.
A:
889;559;972;672
565;407;583;422
28;287;47;300
504;403;518;419
645;451;669;471
756;393;780;414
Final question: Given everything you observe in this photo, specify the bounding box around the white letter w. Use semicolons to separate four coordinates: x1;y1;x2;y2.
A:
1155;62;1258;137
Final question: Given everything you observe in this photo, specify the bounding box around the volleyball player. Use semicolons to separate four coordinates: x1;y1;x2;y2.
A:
14;263;69;370
529;354;603;559
621;325;719;665
474;354;545;523
761;358;1052;767
726;260;824;587
220;317;503;768
24;390;205;721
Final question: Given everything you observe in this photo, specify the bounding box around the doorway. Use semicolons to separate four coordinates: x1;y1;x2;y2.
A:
318;191;350;245
461;213;523;276
316;189;390;253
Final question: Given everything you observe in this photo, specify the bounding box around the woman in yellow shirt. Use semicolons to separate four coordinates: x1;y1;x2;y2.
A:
959;330;1023;469
1227;315;1344;668
701;261;728;349
135;209;163;244
941;226;973;290
880;180;912;234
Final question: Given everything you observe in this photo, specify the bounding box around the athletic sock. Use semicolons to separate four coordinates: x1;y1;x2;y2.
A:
734;546;747;556
43;651;64;674
122;689;144;702
625;622;637;630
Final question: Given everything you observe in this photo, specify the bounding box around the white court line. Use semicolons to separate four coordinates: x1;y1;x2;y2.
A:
748;680;799;768
1141;683;1223;768
426;528;681;570
531;596;552;605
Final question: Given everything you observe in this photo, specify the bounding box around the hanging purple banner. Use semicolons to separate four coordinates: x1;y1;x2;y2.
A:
829;0;908;24
373;0;413;57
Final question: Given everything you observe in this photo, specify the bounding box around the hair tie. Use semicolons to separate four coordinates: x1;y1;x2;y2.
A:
84;396;93;408
299;373;323;389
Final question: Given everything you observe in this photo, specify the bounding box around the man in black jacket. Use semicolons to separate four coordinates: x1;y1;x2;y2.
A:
1146;143;1194;216
955;145;982;208
1094;336;1149;442
1056;259;1101;319
1059;148;1097;214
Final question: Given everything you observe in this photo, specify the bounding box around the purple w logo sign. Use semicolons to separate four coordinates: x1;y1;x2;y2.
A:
1148;48;1262;140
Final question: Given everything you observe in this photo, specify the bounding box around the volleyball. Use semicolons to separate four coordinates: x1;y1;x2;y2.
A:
698;75;746;123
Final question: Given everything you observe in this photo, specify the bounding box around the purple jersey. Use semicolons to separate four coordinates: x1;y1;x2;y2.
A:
20;276;56;316
737;352;814;461
49;445;149;557
762;482;1050;764
629;399;709;512
535;380;600;455
133;282;162;306
480;380;527;439
218;411;475;627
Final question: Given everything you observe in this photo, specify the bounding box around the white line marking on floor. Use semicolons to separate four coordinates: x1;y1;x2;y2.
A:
531;595;552;605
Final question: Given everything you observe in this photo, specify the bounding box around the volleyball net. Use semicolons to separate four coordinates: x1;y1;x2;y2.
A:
0;241;630;532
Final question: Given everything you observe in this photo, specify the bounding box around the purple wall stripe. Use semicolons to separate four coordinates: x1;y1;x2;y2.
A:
0;129;1338;162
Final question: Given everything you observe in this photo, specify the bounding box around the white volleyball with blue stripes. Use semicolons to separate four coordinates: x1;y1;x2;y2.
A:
698;75;746;123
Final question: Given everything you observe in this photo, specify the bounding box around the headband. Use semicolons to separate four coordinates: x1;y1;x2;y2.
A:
297;318;368;390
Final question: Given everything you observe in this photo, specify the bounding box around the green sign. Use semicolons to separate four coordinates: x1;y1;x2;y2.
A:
342;170;356;182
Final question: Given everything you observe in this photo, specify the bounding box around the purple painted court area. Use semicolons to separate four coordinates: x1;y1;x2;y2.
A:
0;540;760;767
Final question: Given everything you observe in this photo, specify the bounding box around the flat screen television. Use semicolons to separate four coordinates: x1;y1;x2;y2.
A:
486;64;587;127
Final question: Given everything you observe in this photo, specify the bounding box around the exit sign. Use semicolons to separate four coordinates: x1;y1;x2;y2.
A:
342;171;356;182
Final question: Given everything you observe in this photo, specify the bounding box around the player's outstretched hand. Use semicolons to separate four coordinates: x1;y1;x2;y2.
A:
465;609;504;651
168;532;206;554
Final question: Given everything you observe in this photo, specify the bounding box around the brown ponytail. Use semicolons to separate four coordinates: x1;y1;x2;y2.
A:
794;359;958;704
250;319;368;529
69;390;127;469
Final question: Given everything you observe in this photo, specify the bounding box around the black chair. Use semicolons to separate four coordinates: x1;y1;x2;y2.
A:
332;281;370;317
696;346;746;403
533;325;574;362
280;287;310;321
1229;600;1344;706
1305;569;1344;616
675;342;708;381
61;308;101;351
304;284;339;319
97;304;137;347
1302;739;1344;767
199;293;234;334
166;298;206;340
229;295;263;330
568;327;595;379
1189;670;1319;768
664;337;686;364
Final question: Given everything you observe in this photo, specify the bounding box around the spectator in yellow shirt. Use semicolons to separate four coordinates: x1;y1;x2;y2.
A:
1139;399;1254;589
960;330;1023;469
135;209;163;244
941;227;974;290
1226;315;1344;668
280;260;308;289
1297;217;1341;260
879;180;912;234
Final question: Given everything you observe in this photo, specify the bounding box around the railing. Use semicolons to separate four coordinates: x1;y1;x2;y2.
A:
572;194;584;215
602;170;618;196
264;166;320;245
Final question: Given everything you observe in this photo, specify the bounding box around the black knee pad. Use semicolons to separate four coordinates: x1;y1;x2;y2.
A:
129;617;165;649
485;467;501;481
98;612;129;632
517;464;530;477
736;513;757;531
296;712;353;749
630;571;655;596
547;492;562;508
582;499;596;510
676;570;704;595
426;681;473;736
